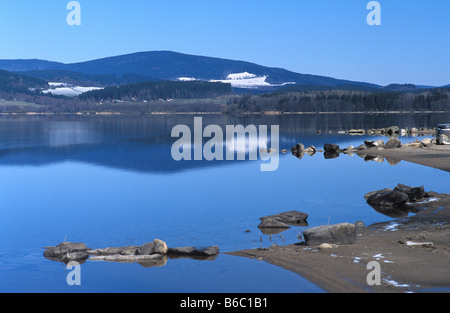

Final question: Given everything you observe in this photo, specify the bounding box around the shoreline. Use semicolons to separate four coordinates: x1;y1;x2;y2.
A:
229;146;450;293
228;195;450;293
1;110;450;116
357;146;450;173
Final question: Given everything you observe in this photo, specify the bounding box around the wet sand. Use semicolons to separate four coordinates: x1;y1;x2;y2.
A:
359;145;450;173
228;146;450;293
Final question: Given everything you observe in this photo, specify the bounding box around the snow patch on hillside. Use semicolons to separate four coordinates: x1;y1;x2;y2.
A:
211;72;295;89
226;72;257;80
42;82;103;97
177;77;197;82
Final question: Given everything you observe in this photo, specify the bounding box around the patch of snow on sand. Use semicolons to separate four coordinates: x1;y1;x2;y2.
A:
383;222;401;232
383;279;411;288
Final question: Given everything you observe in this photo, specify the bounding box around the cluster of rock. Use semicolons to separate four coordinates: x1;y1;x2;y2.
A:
364;184;436;218
43;239;220;266
290;125;442;161
256;184;442;249
344;126;435;137
291;143;318;159
256;210;360;247
318;136;440;161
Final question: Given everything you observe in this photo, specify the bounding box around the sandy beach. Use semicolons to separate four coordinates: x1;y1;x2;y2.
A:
228;145;450;293
360;145;450;173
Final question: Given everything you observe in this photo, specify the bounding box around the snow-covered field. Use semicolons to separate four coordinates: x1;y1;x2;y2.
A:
178;72;295;89
42;82;103;97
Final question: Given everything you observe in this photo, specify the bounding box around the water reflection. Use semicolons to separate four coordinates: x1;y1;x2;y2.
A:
1;113;449;293
1;113;449;174
45;252;218;269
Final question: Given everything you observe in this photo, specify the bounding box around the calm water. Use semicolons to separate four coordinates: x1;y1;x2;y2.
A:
0;113;449;293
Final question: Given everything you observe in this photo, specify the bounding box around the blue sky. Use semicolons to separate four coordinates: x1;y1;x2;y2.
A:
0;0;448;86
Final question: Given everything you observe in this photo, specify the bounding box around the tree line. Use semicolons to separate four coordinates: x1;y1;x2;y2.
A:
223;88;450;114
78;80;232;102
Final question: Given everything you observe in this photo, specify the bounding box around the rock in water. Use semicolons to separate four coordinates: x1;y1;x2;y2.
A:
393;184;426;202
258;210;309;228
323;144;341;159
323;144;340;153
303;223;357;245
385;138;402;149
43;242;89;259
136;242;155;255
258;218;290;229
153;239;169;254
136;239;169;255
364;140;385;148
167;246;220;257
365;190;409;207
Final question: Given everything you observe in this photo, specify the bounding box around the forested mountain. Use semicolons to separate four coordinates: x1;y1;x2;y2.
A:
0;51;379;89
0;51;448;114
0;69;48;92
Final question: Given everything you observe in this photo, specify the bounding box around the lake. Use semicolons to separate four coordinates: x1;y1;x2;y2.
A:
0;113;449;293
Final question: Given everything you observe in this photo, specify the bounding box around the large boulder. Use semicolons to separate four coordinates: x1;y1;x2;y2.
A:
324;144;340;153
136;239;169;255
323;144;341;159
393;184;426;202
364;185;429;218
291;143;305;159
303;223;357;246
365;189;409;207
404;139;424;149
385;126;400;136
385;137;402;149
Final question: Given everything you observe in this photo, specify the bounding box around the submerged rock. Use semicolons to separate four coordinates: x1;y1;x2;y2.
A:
88;246;140;256
167;246;220;257
259;210;309;228
258;218;291;229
